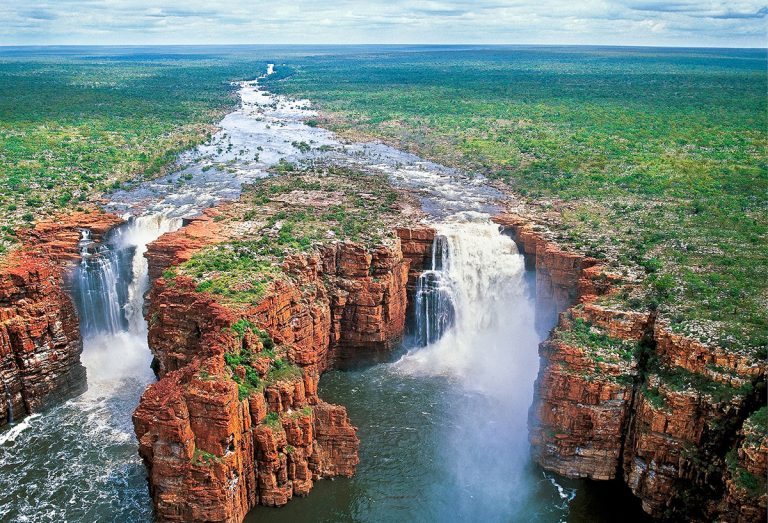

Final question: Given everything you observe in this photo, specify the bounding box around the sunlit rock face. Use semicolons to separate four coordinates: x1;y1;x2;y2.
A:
496;213;766;522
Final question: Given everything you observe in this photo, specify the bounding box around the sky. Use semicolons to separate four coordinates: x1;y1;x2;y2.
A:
1;1;766;48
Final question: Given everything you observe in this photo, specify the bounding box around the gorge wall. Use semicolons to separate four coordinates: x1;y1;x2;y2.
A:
133;214;435;522
496;213;767;522
0;211;122;429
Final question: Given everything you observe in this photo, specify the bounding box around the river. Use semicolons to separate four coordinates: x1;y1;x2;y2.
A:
0;66;647;523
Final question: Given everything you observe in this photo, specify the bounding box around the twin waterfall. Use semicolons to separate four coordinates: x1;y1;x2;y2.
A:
0;65;555;520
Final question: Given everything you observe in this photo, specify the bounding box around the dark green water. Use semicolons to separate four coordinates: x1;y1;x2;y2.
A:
248;364;649;523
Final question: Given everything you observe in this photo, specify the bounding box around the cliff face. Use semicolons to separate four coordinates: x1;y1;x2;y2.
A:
496;213;766;522
0;211;122;427
134;218;426;522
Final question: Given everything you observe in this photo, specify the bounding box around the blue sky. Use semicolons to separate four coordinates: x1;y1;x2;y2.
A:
2;1;766;47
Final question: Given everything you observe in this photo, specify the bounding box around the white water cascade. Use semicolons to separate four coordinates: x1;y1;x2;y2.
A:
75;214;182;384
116;215;182;335
0;214;182;521
396;213;542;517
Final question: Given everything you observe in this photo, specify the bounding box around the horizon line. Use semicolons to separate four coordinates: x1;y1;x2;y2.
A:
0;42;766;51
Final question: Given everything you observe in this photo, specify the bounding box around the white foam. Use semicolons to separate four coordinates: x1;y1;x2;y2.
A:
0;414;41;445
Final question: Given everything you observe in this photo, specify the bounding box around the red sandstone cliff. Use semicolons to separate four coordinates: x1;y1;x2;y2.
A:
133;219;428;522
495;213;767;522
0;211;122;427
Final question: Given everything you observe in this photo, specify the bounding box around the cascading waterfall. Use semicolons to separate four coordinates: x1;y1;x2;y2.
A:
396;213;541;518
74;229;127;337
413;235;454;346
117;215;182;335
73;215;181;340
73;214;182;383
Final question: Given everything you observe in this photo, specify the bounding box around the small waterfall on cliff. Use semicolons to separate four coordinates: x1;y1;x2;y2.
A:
1;378;12;425
396;213;541;517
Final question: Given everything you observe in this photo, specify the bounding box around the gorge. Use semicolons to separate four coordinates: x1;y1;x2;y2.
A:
0;66;764;523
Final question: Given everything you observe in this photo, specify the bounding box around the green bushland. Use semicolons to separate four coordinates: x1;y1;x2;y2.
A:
0;50;269;236
262;47;767;354
177;164;407;307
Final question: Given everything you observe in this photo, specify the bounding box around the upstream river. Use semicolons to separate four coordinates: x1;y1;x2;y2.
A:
0;66;648;523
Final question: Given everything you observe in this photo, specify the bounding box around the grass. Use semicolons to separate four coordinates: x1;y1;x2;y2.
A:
264;411;282;430
726;448;766;498
741;406;767;450
230;318;275;351
181;242;282;305
263;47;767;354
555;317;636;362
653;365;753;404
266;359;303;383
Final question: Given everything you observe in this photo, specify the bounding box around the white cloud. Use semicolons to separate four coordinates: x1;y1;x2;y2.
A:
0;0;765;46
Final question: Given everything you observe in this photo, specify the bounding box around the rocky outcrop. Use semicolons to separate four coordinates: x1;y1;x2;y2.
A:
145;209;228;283
496;214;603;331
134;221;422;522
719;408;767;522
496;212;767;522
396;226;435;290
531;332;636;481
0;211;122;427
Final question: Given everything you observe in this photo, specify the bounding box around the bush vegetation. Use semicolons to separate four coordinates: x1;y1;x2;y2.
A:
177;164;406;307
263;47;767;354
0;49;269;234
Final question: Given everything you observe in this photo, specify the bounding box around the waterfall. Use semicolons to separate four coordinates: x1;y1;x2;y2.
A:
2;378;12;425
396;213;540;515
74;230;128;337
72;215;181;340
402;214;535;382
413;235;453;346
116;215;182;335
69;214;182;387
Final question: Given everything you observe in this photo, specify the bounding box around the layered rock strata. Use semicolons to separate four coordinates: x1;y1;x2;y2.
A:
496;213;767;522
134;215;430;522
0;211;122;427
